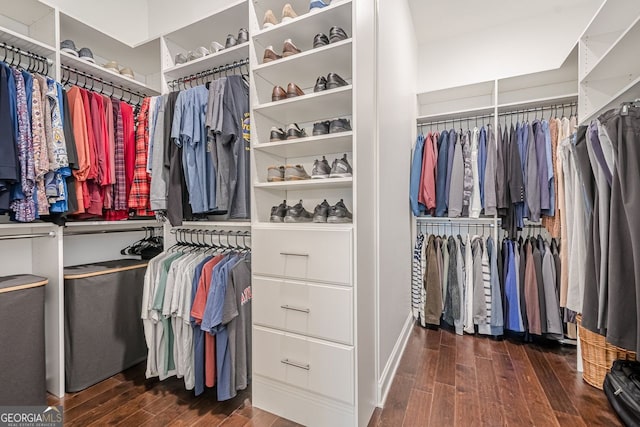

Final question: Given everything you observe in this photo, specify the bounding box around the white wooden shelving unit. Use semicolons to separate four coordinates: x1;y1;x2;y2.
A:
579;0;640;123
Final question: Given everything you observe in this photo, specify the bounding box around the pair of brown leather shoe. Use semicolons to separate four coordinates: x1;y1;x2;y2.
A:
272;83;304;102
263;39;301;63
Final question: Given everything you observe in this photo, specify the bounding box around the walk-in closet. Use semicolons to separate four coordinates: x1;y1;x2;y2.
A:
0;0;638;426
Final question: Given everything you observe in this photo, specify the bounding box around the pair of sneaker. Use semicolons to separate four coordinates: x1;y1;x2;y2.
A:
267;164;310;182
312;118;351;135
270;199;352;223
313;27;349;48
314;73;348;92
311;154;352;179
270;123;306;141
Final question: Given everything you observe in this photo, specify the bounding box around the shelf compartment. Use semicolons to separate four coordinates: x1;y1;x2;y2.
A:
417;80;495;118
417;106;494;125
253;85;352;124
163;43;249;80
255;177;352;191
580;75;640;124
252;0;352;52
253;132;353;158
582;16;640;84
60;51;160;95
0;25;55;58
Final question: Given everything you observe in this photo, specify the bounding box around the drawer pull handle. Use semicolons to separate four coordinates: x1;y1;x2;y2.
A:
281;358;310;371
279;252;309;257
280;305;310;314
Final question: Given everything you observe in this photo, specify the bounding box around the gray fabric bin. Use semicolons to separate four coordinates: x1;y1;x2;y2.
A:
64;259;147;392
0;274;47;405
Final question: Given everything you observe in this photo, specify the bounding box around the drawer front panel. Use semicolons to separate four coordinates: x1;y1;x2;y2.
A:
252;227;351;285
253;276;353;345
253;326;354;404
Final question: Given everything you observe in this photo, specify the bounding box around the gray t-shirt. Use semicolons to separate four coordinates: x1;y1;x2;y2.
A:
220;75;250;219
222;253;251;392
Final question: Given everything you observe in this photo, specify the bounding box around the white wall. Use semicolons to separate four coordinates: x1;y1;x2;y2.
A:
414;0;602;92
147;0;239;40
40;0;149;46
376;0;417;402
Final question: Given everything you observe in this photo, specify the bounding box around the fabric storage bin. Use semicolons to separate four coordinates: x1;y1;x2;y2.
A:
64;259;148;392
0;274;47;405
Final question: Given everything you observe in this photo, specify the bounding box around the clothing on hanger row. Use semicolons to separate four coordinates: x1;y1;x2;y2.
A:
412;231;573;342
410;114;578;238
142;240;252;400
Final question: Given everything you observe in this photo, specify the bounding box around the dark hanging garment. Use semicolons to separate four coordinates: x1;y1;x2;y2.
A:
531;237;547;334
0;65;18;212
165;91;192;226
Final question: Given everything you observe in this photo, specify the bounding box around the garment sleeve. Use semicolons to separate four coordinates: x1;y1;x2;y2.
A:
484;126;497;215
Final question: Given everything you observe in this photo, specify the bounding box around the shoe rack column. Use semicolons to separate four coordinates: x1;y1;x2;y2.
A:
248;0;375;426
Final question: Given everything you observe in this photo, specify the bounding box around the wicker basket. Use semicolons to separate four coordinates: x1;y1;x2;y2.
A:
578;315;636;389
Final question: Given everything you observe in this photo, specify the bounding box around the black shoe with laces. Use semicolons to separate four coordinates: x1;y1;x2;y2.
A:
329;26;348;43
314;76;327;92
327;199;352;223
270;200;288;222
313;121;330;135
284;200;313;223
313;33;330;48
313;199;330;222
329;118;351;133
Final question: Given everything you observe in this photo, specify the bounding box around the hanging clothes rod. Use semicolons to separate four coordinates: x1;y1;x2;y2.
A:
64;226;162;236
60;64;149;101
0;42;52;75
418;113;494;128
498;102;577;116
168;57;249;88
0;231;57;241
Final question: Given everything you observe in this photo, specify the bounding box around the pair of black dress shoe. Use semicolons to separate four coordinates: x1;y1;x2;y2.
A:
313;26;348;48
312;118;351;136
314;72;348;92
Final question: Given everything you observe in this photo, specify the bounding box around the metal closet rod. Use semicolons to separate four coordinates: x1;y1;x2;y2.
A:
0;231;56;240
170;228;251;235
0;42;53;65
64;226;162;236
168;57;249;88
60;64;148;100
418;113;494;128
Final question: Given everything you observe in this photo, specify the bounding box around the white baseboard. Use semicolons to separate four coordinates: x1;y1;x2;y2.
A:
377;312;414;406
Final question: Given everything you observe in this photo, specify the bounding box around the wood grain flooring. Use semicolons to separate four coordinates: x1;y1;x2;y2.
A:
48;324;621;426
370;324;622;427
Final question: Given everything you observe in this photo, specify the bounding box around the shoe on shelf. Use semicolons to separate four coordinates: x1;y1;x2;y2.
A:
286;123;307;139
263;9;278;28
210;41;225;53
120;67;135;79
285;164;310;181
283;39;301;57
313;121;330;135
313;33;329;48
270;200;288;222
78;47;95;63
225;34;238;48
327;199;353;223
282;4;298;23
314;76;327;92
285;200;313;223
310;0;331;12
329;26;349;43
60;39;78;56
104;60;121;72
326;72;348;89
188;46;209;61
330;153;353;178
267;165;285;182
313;199;331;223
270;127;287;141
286;83;305;98
263;46;282;63
272;85;287;101
311;156;331;178
329;118;352;133
237;28;249;44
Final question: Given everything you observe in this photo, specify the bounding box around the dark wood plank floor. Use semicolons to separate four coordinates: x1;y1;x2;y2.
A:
47;364;301;427
370;324;622;427
48;324;621;426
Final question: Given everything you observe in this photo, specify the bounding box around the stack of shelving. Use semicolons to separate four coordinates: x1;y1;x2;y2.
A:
579;0;640;123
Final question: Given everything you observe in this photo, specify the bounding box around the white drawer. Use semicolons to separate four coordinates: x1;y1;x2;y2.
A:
253;326;354;404
252;227;351;285
253;277;353;345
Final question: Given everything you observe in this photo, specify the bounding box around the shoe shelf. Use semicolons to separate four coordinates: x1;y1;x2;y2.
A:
254;177;352;191
255;222;353;229
252;0;352;52
0;25;56;58
163;43;249;80
253;131;353;158
253;85;352;123
0;0;56;57
253;39;352;87
60;51;161;95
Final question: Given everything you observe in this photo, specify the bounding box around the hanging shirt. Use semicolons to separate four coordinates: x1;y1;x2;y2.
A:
435;130;449;217
478;126;487;209
420;132;437;214
129;99;153;216
0;65;18;212
469;128;481;218
410;135;426;216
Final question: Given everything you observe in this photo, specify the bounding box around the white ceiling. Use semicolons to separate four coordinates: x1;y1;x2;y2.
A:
408;0;603;44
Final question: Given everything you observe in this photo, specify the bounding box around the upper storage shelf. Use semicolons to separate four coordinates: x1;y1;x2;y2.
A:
417;80;495;123
59;12;161;93
161;0;249;72
252;0;352;52
0;0;56;57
